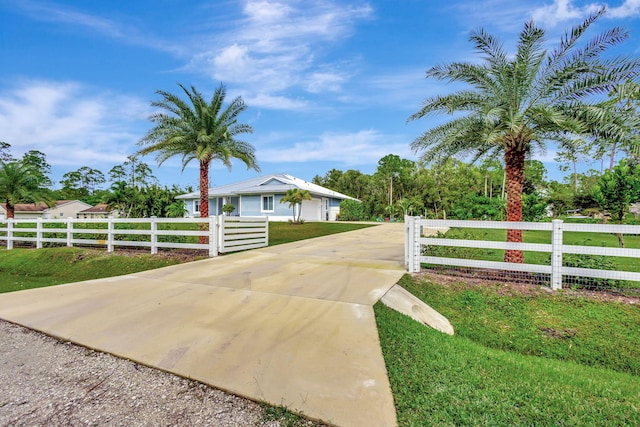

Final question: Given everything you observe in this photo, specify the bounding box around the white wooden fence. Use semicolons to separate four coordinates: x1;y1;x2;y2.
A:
405;217;640;290
0;216;268;257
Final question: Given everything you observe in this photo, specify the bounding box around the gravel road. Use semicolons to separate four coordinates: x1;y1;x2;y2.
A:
0;320;324;426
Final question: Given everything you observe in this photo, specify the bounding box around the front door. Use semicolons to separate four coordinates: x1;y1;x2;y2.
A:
322;198;329;221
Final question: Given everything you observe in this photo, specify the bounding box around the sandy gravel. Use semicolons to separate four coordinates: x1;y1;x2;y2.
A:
0;320;324;427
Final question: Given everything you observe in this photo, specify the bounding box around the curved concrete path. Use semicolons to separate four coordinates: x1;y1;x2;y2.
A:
0;223;406;427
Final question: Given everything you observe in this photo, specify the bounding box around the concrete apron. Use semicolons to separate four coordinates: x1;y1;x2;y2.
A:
0;223;407;427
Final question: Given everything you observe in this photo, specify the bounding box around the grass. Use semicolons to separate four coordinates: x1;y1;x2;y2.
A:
375;275;640;426
0;247;189;293
268;221;374;246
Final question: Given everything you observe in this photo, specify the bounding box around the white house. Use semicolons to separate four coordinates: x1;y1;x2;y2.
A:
0;200;92;220
176;174;358;221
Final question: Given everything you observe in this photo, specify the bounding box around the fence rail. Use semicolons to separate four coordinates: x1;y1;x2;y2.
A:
0;216;268;257
404;217;640;291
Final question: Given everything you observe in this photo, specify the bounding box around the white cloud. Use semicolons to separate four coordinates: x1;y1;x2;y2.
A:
192;0;373;109
257;130;413;165
10;0;183;54
607;0;640;17
241;92;308;110
531;0;640;27
0;80;148;168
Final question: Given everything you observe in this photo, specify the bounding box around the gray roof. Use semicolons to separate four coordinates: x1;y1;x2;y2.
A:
176;174;358;201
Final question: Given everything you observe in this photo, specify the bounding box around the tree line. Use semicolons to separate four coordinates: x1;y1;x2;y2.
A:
0;142;188;218
314;154;640;224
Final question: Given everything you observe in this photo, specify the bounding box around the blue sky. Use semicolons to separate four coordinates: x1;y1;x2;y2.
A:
1;0;639;190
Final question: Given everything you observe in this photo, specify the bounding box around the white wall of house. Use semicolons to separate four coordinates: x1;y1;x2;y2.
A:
44;201;92;219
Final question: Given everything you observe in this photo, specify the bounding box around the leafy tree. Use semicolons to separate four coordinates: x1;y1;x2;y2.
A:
313;169;344;192
0;142;13;162
522;193;548;222
61;166;106;198
555;137;593;194
0;160;52;218
21;150;52;188
109;155;157;189
593;161;640;224
452;194;505;220
138;83;259;224
594;80;640;170
546;181;574;217
279;188;312;223
592;161;640;247
523;160;548;196
409;9;640;262
103;181;141;218
374;154;415;207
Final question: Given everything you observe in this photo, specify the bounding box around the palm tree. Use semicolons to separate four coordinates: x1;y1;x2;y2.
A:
280;188;312;223
0;160;52;219
138;83;260;221
409;9;640;263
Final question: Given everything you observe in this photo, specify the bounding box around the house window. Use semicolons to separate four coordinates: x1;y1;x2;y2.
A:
194;200;200;213
262;195;274;212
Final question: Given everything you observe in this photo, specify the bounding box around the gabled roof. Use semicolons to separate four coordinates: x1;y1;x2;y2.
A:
0;200;91;213
176;174;358;201
79;204;112;214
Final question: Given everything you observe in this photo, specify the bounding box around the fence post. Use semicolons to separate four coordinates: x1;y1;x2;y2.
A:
218;215;224;252
208;216;218;257
550;219;563;290
405;216;413;271
150;216;157;255
66;218;73;247
7;218;13;250
36;217;43;249
107;218;114;253
412;216;422;273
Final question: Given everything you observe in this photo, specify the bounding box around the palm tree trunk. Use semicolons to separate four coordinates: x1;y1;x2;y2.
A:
504;146;525;263
199;159;210;244
6;202;14;219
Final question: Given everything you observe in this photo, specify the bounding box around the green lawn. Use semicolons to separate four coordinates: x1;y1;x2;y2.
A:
376;275;640;426
268;221;374;246
0;247;189;293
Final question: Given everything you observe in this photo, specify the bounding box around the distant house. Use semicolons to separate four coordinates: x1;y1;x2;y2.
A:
176;174;358;221
77;204;119;219
0;200;92;220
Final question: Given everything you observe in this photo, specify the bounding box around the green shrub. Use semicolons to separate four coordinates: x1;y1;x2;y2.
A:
552;253;625;290
339;199;363;221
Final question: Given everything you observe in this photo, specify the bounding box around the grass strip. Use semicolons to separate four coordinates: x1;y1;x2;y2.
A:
397;275;640;376
0;247;191;293
375;302;640;426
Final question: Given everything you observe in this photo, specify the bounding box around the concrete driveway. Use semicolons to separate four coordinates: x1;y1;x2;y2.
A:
0;223;406;427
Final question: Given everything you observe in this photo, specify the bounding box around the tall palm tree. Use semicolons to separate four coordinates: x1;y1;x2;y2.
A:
138;83;260;220
409;8;640;263
0;160;52;219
